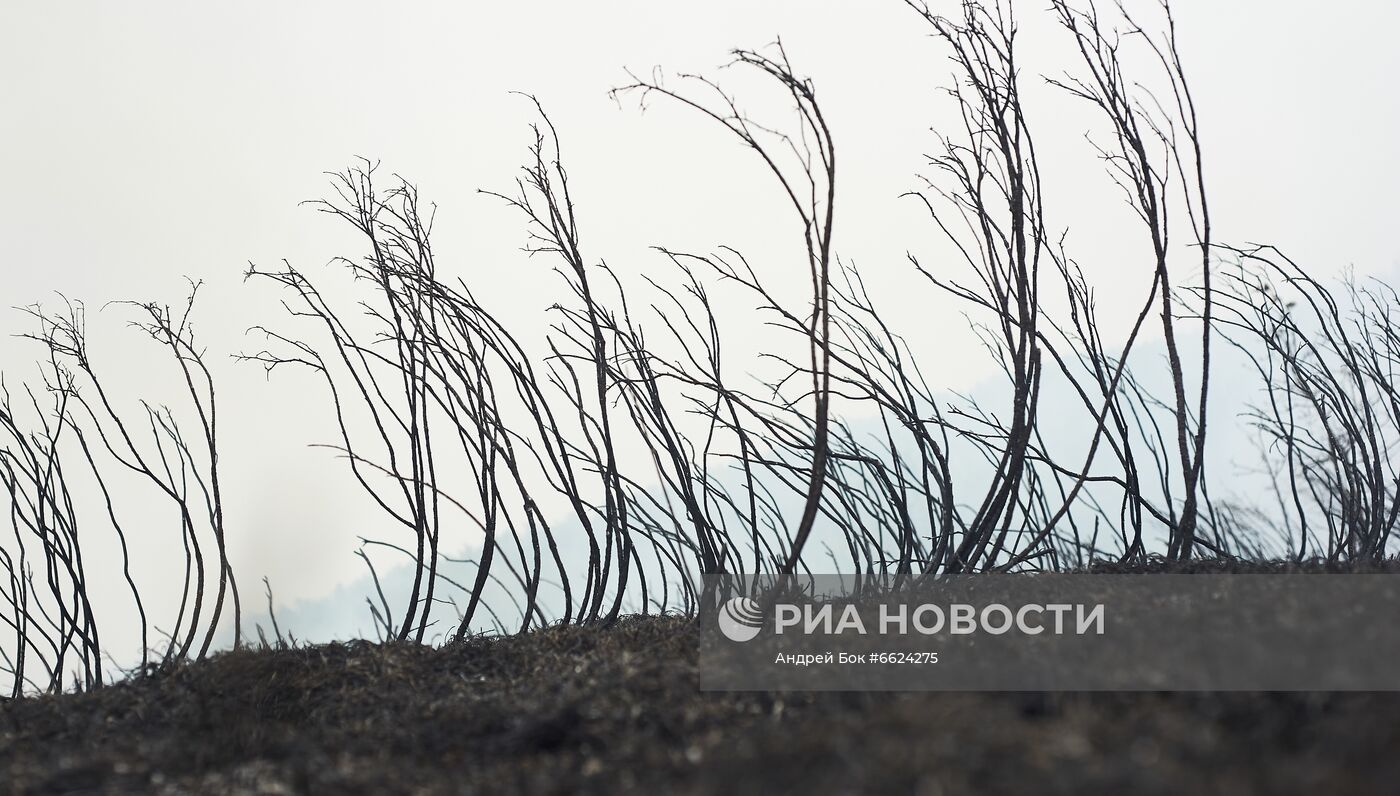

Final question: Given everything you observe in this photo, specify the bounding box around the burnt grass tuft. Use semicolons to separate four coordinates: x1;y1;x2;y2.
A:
5;565;1400;794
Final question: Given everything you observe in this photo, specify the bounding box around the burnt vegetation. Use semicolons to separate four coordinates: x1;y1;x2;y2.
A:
2;0;1397;701
8;612;1400;794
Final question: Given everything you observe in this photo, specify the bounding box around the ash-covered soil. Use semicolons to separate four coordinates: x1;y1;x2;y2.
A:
5;563;1400;794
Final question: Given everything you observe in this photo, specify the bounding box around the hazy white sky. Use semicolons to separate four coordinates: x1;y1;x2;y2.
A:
2;1;1398;649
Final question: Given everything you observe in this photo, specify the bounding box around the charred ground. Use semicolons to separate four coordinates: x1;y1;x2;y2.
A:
5;562;1400;795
